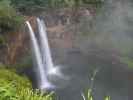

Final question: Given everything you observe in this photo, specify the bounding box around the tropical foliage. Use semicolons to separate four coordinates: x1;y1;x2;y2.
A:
0;68;54;100
0;0;23;33
11;0;103;14
82;89;111;100
18;88;55;100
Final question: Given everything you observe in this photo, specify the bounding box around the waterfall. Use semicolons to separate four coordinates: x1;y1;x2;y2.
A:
37;18;62;77
26;21;54;90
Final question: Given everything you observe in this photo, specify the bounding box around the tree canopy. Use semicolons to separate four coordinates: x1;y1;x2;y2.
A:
11;0;104;14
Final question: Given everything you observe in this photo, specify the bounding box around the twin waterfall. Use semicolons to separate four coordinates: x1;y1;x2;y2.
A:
26;18;61;90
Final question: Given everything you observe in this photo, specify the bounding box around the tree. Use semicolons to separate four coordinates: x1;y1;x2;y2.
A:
0;0;23;33
11;0;104;14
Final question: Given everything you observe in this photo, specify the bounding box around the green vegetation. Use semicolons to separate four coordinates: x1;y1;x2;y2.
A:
82;89;111;100
18;88;54;100
11;0;103;14
0;68;31;89
81;69;111;100
11;0;49;14
120;57;133;69
0;68;54;100
13;53;33;69
0;35;6;45
0;0;130;99
0;0;23;33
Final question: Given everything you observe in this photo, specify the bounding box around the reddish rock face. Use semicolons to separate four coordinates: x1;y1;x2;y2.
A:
1;8;132;100
0;7;97;65
2;16;74;64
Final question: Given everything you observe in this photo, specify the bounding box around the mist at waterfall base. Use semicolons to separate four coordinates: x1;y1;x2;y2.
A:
72;0;133;100
25;1;133;100
56;0;132;99
26;18;67;90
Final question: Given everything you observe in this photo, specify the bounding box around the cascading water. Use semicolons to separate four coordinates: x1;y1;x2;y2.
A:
37;18;62;77
26;21;55;90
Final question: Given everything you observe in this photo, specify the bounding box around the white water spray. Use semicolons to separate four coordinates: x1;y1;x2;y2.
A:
37;18;62;77
26;21;54;90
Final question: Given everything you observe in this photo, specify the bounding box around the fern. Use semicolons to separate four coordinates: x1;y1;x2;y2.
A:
0;68;55;100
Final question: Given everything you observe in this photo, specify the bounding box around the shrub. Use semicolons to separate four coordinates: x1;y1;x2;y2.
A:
120;57;133;69
0;79;18;100
81;69;111;100
0;69;31;89
0;68;55;100
0;0;23;33
11;0;104;14
82;89;111;100
11;0;50;14
0;35;5;45
18;88;55;100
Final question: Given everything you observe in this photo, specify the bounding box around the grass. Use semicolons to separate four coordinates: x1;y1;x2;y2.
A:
120;57;133;69
81;89;111;100
0;68;55;100
81;68;111;100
